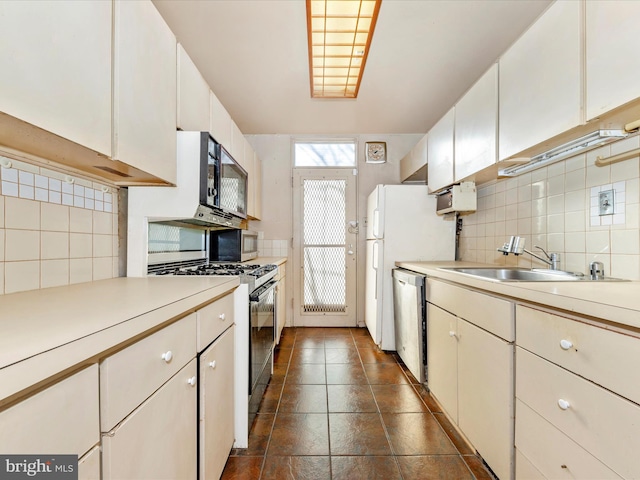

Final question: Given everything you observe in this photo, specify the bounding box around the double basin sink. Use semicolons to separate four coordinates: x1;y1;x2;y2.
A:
441;267;627;282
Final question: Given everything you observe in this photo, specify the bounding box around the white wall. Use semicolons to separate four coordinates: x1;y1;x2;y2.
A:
246;133;422;327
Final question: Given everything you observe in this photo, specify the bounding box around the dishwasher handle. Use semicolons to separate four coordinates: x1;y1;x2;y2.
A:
392;268;425;287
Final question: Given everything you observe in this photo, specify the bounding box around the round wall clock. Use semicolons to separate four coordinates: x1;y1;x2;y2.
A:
365;142;387;163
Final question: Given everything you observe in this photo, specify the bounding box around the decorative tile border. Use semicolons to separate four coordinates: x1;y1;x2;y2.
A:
1;158;114;212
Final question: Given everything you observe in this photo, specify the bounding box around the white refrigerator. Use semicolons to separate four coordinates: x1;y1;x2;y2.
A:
365;185;455;350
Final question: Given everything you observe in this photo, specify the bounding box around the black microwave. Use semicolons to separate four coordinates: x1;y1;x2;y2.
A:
198;133;248;219
210;229;258;262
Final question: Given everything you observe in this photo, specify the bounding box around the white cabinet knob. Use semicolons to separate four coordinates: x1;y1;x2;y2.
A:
219;313;226;321
187;376;197;387
558;399;571;410
209;361;217;369
560;339;573;350
161;351;173;363
449;331;457;338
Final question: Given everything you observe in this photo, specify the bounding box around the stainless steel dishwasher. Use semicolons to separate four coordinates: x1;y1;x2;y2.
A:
392;268;427;383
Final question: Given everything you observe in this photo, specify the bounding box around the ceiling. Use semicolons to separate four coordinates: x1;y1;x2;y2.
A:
153;0;552;136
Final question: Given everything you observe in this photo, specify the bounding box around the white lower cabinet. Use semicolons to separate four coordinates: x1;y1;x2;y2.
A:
457;318;513;480
426;278;514;480
0;364;99;457
426;304;458;422
515;305;640;479
102;359;198;480
200;325;235;480
515;398;621;480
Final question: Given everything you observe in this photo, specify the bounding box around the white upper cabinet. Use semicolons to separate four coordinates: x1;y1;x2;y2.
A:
0;1;112;156
499;1;582;161
210;90;232;151
427;107;455;193
177;44;210;132
585;1;640;121
113;0;177;185
230;121;246;168
400;134;428;183
251;152;263;220
454;63;498;182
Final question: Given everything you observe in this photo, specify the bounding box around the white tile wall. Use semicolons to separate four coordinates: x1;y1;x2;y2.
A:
258;238;289;258
460;134;640;279
0;155;119;294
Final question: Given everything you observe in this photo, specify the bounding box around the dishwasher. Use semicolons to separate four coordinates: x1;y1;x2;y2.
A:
392;268;427;383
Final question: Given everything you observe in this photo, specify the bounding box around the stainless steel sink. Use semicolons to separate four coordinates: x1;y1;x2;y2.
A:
440;267;627;282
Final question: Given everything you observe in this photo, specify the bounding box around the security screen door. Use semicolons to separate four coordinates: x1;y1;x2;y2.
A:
292;169;357;327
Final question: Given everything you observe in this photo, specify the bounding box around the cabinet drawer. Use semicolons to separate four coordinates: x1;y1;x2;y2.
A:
0;364;99;456
78;444;100;480
517;348;639;479
100;314;196;431
516;305;640;404
197;293;234;351
515;399;621;479
427;278;514;341
102;359;197;480
515;449;545;480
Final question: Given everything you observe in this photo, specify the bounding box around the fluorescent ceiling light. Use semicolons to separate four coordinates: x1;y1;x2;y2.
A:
498;130;628;177
306;0;381;98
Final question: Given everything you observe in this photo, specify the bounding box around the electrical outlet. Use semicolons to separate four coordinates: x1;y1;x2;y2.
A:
599;189;615;216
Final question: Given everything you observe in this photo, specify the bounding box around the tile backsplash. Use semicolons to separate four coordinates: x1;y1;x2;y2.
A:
459;133;640;280
258;239;289;258
0;155;119;295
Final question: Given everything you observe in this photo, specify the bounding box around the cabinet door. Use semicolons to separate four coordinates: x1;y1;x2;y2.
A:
200;326;235;480
586;1;640;120
230;121;246;168
400;134;428;183
0;1;111;156
454;63;498;181
427;108;454;193
102;359;198;480
426;303;458;422
0;364;99;456
458;319;514;480
113;0;177;184
276;274;287;343
499;1;582;161
253;152;263;220
245;139;256;217
210;90;232;150
177;44;210;132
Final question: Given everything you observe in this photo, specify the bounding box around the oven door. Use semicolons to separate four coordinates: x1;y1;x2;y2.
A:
248;279;276;423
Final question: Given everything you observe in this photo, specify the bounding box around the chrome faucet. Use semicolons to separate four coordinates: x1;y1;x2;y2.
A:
498;236;561;270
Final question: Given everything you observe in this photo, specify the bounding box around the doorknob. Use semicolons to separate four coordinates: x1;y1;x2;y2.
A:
348;244;354;255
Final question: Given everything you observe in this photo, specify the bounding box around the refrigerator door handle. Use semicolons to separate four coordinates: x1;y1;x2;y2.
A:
373;209;380;238
372;241;379;299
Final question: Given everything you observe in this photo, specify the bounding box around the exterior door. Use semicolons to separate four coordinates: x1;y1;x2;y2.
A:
292;168;357;327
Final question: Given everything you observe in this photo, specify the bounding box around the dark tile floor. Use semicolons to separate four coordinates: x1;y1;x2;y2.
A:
221;327;495;480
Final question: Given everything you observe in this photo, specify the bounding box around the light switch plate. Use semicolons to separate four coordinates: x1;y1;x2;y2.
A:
599;189;615;216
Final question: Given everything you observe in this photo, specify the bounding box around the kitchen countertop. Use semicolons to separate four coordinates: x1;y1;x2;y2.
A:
0;276;239;406
396;261;640;331
250;256;287;266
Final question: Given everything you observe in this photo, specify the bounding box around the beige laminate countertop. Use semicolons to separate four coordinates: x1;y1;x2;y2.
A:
0;276;239;406
396;261;640;331
249;257;287;266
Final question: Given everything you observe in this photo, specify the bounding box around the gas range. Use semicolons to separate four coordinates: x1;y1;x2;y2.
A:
150;262;278;292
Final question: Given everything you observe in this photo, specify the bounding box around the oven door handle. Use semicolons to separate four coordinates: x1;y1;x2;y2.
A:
250;280;277;303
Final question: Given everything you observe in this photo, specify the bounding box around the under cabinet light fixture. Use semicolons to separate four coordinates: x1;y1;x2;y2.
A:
306;0;382;98
498;129;628;177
